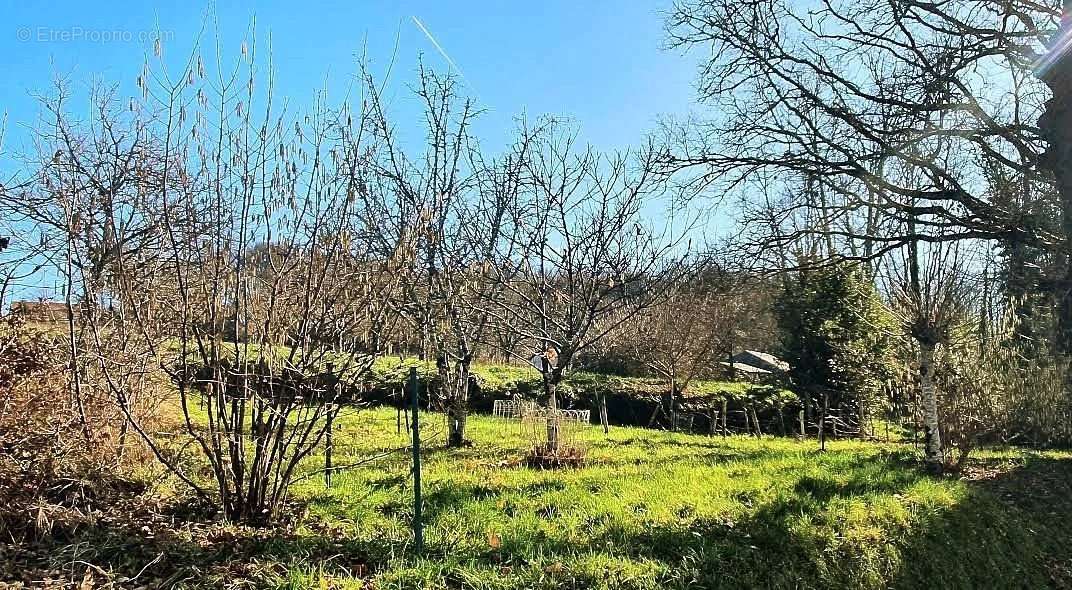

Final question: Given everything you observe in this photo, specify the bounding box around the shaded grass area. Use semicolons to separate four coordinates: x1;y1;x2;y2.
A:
5;409;1071;589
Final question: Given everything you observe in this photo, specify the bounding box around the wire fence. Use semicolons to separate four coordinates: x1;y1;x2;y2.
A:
492;399;539;420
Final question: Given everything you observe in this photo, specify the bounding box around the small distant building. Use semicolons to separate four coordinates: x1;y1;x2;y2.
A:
722;350;789;379
10;300;72;323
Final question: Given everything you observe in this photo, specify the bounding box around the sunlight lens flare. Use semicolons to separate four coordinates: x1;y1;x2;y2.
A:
1035;16;1072;79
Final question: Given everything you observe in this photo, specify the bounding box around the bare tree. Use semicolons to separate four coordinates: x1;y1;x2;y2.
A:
661;0;1067;469
609;268;765;429
881;235;977;472
11;36;414;524
363;65;535;446
491;121;689;449
0;116;40;310
1;79;175;450
662;0;1063;334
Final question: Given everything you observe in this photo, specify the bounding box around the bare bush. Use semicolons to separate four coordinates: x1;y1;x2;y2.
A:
5;40;416;525
363;65;535;446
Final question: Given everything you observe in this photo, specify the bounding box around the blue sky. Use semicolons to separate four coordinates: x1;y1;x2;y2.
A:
0;1;714;300
0;1;703;155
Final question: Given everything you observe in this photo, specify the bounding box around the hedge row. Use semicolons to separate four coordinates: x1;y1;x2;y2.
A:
360;358;799;433
181;355;800;433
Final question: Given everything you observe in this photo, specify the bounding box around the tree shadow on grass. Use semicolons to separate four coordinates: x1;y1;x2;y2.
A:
9;451;1070;589
2;505;410;588
589;437;804;467
586;454;1072;589
889;455;1072;590
439;451;1072;590
421;481;501;518
411;478;569;523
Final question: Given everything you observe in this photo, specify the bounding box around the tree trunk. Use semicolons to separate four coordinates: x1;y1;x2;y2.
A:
446;364;470;447
919;341;944;473
543;366;559;410
446;398;467;447
543;371;560;452
599;392;609;434
669;375;677;431
1039;4;1072;354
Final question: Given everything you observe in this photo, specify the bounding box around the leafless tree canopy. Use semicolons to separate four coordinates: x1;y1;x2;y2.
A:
489;121;691;407
664;0;1060;264
0;28;696;515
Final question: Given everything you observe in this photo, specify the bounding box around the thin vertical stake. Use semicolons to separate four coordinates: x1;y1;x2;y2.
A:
721;398;728;437
820;392;828;452
325;403;334;488
325;365;338;489
409;367;423;553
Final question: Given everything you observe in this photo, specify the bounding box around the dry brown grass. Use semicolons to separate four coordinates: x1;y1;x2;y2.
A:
0;317;160;540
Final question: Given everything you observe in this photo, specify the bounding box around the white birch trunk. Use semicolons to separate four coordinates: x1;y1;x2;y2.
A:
919;342;944;471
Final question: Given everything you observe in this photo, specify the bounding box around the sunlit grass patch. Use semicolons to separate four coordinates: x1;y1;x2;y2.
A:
254;407;1072;589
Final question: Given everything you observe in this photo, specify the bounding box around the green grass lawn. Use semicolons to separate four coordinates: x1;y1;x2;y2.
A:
12;408;1072;589
248;410;1072;589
